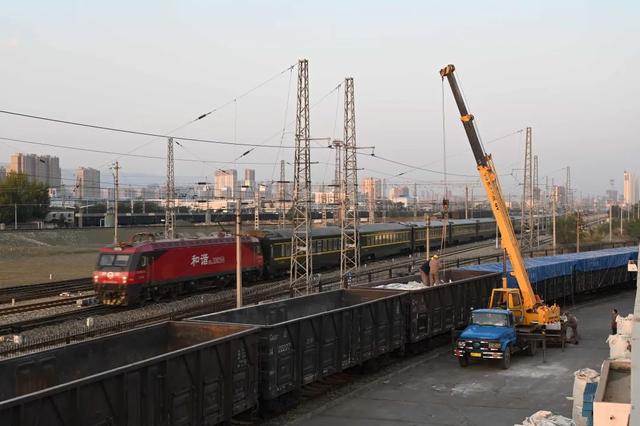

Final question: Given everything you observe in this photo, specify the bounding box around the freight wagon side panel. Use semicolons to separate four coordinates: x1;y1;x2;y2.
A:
190;289;406;402
0;322;260;426
355;271;500;344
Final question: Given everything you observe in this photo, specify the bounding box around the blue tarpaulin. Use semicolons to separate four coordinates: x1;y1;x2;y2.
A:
462;247;638;287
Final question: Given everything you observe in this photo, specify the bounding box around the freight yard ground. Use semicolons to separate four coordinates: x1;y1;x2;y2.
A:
0;224;269;286
281;289;635;426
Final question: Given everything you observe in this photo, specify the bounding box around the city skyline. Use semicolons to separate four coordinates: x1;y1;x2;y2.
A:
1;1;638;199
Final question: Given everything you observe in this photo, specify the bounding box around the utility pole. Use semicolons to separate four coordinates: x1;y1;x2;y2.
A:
533;155;539;246
576;210;580;253
566;166;572;210
341;77;360;286
425;214;430;260
278;160;287;228
289;59;312;294
609;204;613;242
321;183;327;226
464;185;469;219
552;186;557;255
331;140;343;225
236;194;243;307
112;161;120;244
620;204;623;236
14;203;17;230
165;137;176;239
521;126;533;248
381;178;387;223
367;180;376;224
413;183;418;220
254;185;260;230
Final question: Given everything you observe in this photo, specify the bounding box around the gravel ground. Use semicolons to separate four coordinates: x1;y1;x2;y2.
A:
0;280;291;356
0;291;95;326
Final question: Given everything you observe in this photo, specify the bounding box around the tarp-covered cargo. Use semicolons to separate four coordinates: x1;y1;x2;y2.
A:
462;247;638;287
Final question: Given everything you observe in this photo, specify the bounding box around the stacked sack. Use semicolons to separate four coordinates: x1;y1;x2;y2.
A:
571;368;599;426
606;314;633;360
515;410;575;426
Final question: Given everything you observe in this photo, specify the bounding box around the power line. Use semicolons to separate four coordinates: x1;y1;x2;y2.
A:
361;152;477;178
0;109;329;150
0;136;290;165
192;64;296;122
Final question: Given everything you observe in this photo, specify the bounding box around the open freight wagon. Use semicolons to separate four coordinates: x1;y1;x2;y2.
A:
354;270;501;349
462;247;639;304
0;321;260;426
189;288;405;410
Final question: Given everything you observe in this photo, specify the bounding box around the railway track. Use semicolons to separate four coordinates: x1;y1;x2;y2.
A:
0;278;93;304
0;295;92;317
0;305;114;335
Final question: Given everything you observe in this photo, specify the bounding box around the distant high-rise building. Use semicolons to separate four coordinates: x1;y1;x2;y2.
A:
623;171;636;205
244;168;256;193
75;167;101;200
9;153;61;188
215;169;237;199
362;177;381;202
0;166;5;180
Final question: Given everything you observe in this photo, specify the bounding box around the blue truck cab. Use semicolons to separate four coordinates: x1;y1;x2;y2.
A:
454;308;535;369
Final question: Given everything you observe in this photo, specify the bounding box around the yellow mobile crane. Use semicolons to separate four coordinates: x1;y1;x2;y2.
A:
440;64;560;327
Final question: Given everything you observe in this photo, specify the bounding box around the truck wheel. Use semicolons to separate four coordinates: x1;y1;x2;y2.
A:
458;355;469;367
501;347;511;369
526;341;537;356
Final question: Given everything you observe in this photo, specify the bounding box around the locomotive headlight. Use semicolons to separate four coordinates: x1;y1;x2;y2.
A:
488;342;501;350
457;340;466;348
121;276;127;283
93;275;98;283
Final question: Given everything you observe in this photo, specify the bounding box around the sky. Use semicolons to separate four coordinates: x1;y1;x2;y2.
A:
0;0;638;199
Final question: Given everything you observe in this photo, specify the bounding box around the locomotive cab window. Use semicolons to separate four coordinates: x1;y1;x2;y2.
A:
98;254;131;269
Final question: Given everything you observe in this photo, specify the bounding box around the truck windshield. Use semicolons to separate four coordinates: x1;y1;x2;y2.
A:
98;254;131;268
471;312;509;327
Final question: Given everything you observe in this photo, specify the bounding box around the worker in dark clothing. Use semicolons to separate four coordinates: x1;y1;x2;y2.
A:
611;308;619;335
565;313;579;344
419;260;431;286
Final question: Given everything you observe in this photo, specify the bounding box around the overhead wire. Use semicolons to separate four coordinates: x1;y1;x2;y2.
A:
0;136;281;166
0;109;323;149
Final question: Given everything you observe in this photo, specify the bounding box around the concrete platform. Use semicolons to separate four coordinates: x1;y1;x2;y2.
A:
288;290;635;426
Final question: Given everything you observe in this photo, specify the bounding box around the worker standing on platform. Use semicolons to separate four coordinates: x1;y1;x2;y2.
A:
611;308;619;334
429;255;441;285
419;260;431;286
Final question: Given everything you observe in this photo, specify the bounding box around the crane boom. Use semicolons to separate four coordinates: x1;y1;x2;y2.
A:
440;64;559;325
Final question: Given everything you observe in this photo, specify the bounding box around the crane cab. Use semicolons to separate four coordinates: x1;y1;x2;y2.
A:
489;288;525;324
489;287;560;326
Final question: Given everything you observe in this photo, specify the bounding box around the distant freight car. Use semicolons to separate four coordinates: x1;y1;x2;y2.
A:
93;234;263;305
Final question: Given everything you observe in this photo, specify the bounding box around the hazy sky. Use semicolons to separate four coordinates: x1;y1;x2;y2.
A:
0;1;637;198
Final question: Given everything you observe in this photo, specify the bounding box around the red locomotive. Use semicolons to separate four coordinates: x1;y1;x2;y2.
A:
93;233;263;305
